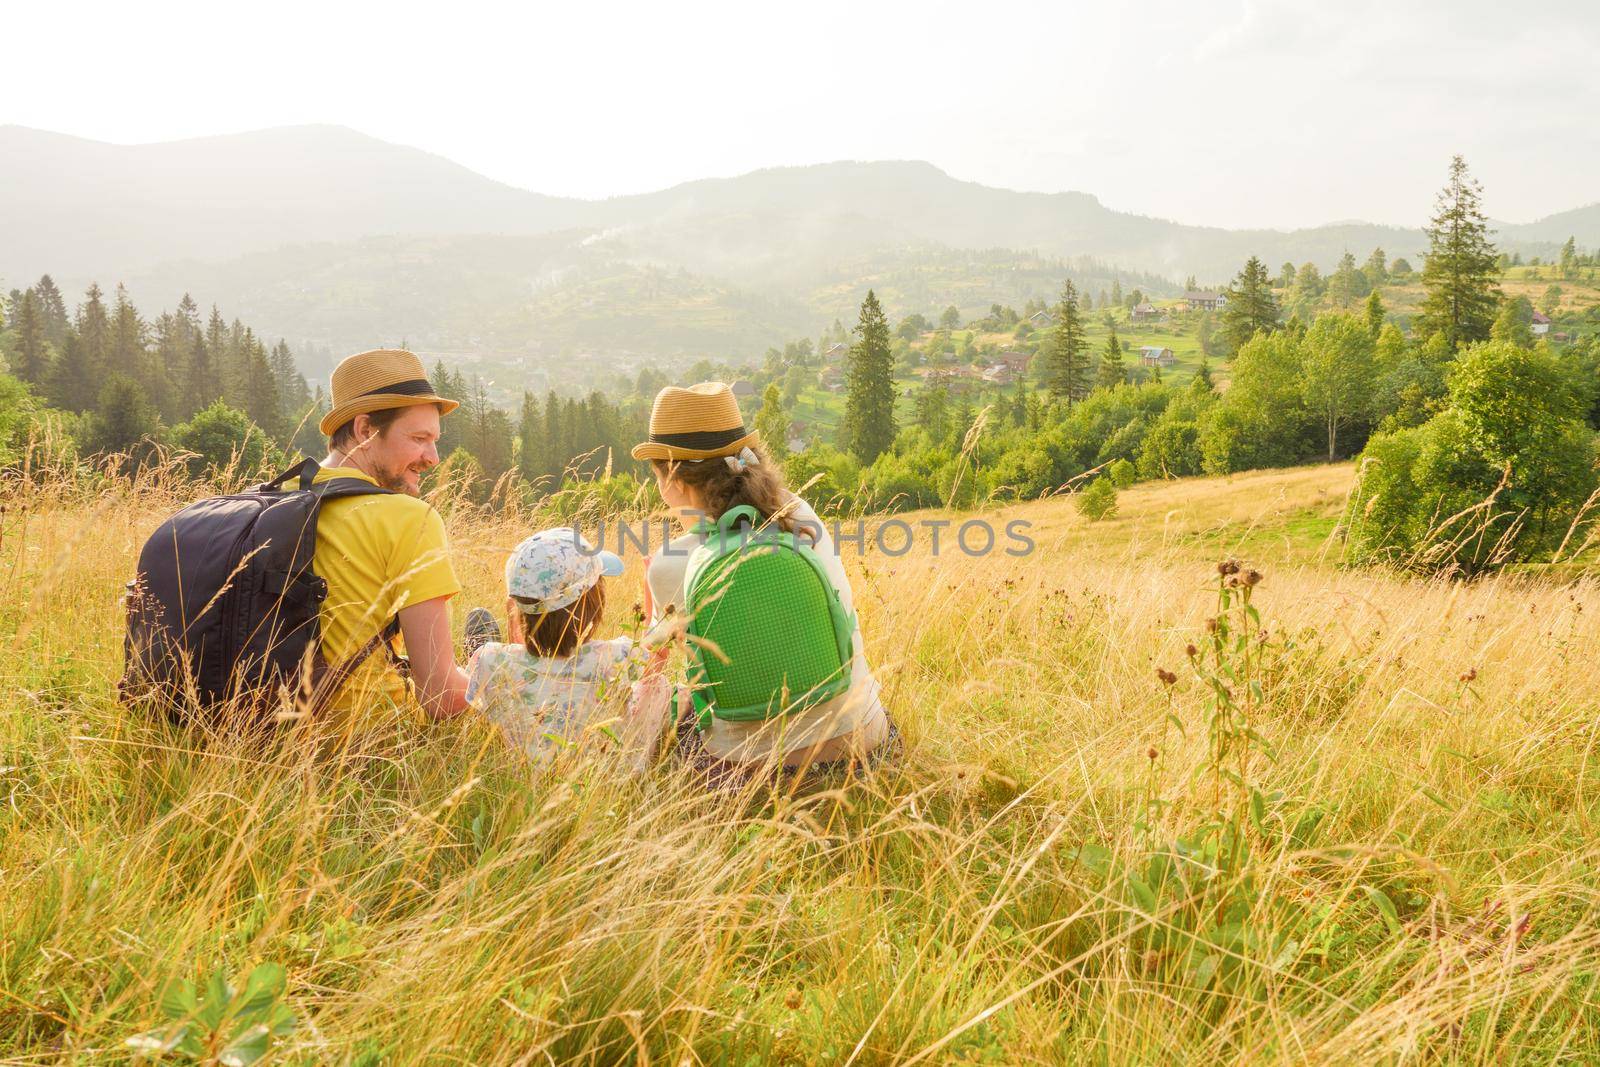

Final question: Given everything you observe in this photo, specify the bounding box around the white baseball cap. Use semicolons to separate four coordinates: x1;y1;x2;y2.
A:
504;528;624;614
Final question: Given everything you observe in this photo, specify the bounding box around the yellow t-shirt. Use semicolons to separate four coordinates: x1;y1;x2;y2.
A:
312;466;460;727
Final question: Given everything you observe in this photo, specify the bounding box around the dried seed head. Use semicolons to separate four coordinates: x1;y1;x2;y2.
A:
1460;667;1478;683
1155;668;1177;686
784;988;803;1010
1243;569;1263;587
1147;746;1159;761
1218;559;1241;576
1205;617;1219;633
1185;643;1198;658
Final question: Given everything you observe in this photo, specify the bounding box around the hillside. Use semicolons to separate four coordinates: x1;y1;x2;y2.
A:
8;461;1600;1061
0;125;587;280
10;127;1591;290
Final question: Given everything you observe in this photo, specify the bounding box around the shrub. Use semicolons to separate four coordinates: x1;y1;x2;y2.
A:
1109;458;1136;488
171;401;280;480
1076;476;1118;521
1345;342;1600;575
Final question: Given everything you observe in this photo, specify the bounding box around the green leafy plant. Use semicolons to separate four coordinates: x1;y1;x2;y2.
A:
1075;476;1118;521
127;962;296;1065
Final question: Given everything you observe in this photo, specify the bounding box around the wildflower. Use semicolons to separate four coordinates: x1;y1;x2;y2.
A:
1242;569;1263;587
1185;643;1198;658
1147;746;1159;761
785;988;803;1010
1155;668;1177;686
1218;559;1241;576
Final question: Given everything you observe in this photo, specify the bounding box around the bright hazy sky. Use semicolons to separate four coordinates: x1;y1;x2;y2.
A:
7;0;1596;230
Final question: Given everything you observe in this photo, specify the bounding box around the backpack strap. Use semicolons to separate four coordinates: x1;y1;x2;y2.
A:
259;457;321;492
299;616;403;718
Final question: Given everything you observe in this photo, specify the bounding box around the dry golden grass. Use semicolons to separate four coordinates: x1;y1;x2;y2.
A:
5;461;1600;1064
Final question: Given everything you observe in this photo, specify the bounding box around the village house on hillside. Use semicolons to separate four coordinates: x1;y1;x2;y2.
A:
1129;302;1164;323
997;350;1033;375
730;380;755;400
1184;290;1227;312
1532;311;1552;336
925;366;980;395
819;365;844;391
823;342;850;361
1139;345;1176;367
1029;309;1055;328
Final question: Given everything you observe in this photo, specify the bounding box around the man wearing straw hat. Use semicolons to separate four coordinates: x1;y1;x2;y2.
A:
312;348;470;728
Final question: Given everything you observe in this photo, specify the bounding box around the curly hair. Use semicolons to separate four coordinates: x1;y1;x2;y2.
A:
651;442;805;536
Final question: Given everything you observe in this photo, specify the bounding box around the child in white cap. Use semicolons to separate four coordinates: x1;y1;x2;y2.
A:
467;528;662;766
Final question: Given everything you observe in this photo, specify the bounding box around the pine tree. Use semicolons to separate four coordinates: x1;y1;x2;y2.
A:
268;339;309;414
205;306;232;401
1097;324;1125;388
241;337;283;439
1327;251;1370;307
189;333;220;412
1219;256;1280;354
542;391;563;479
1364;290;1386;337
754;383;789;458
1046;280;1089;402
1560;236;1578;279
33;275;69;345
1110;278;1123;305
84;373;161;460
517;391;544;485
76;284;111;390
842;290;897;463
1417;155;1500;351
1191;356;1215;395
1363;247;1389;287
12;289;47;384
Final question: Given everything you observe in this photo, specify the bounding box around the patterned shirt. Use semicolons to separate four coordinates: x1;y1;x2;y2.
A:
466;637;643;763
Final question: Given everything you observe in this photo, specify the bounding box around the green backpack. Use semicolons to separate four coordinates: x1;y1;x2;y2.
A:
682;505;855;730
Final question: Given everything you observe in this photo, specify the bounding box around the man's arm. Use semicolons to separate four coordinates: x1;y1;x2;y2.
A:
398;595;469;720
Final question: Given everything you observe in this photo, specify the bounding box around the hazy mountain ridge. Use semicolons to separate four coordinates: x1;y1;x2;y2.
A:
5;124;1593;366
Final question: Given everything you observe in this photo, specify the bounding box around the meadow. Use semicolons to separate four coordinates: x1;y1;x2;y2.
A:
5;461;1600;1064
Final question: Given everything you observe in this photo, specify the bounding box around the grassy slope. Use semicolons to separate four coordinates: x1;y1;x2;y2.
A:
6;462;1600;1063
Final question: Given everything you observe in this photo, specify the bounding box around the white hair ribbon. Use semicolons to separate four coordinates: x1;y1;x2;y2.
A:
723;445;760;474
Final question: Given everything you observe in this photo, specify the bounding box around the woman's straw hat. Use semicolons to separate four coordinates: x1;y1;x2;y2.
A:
319;348;459;436
630;381;759;462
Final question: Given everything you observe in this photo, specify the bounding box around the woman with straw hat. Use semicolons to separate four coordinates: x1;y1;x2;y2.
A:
633;382;896;785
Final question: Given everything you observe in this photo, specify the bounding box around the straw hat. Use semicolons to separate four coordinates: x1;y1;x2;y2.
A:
630;381;759;462
319;348;459;436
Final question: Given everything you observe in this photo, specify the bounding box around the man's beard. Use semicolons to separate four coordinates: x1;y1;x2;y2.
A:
372;460;419;496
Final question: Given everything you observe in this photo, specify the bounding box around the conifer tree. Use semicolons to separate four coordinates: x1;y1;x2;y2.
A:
84;373;161;460
541;391;563;479
1220;256;1280;354
241;338;283;439
1417;155;1500;351
1046;280;1089;402
516;392;543;485
1097;324;1126;388
1363;290;1386;338
76;284;110;386
754;383;789;459
189;333;220;412
33;275;69;345
12;289;47;384
1191;356;1215;395
842;289;897;463
1363;247;1389;286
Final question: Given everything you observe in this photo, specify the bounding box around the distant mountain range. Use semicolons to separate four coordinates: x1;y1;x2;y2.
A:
4;123;1594;367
